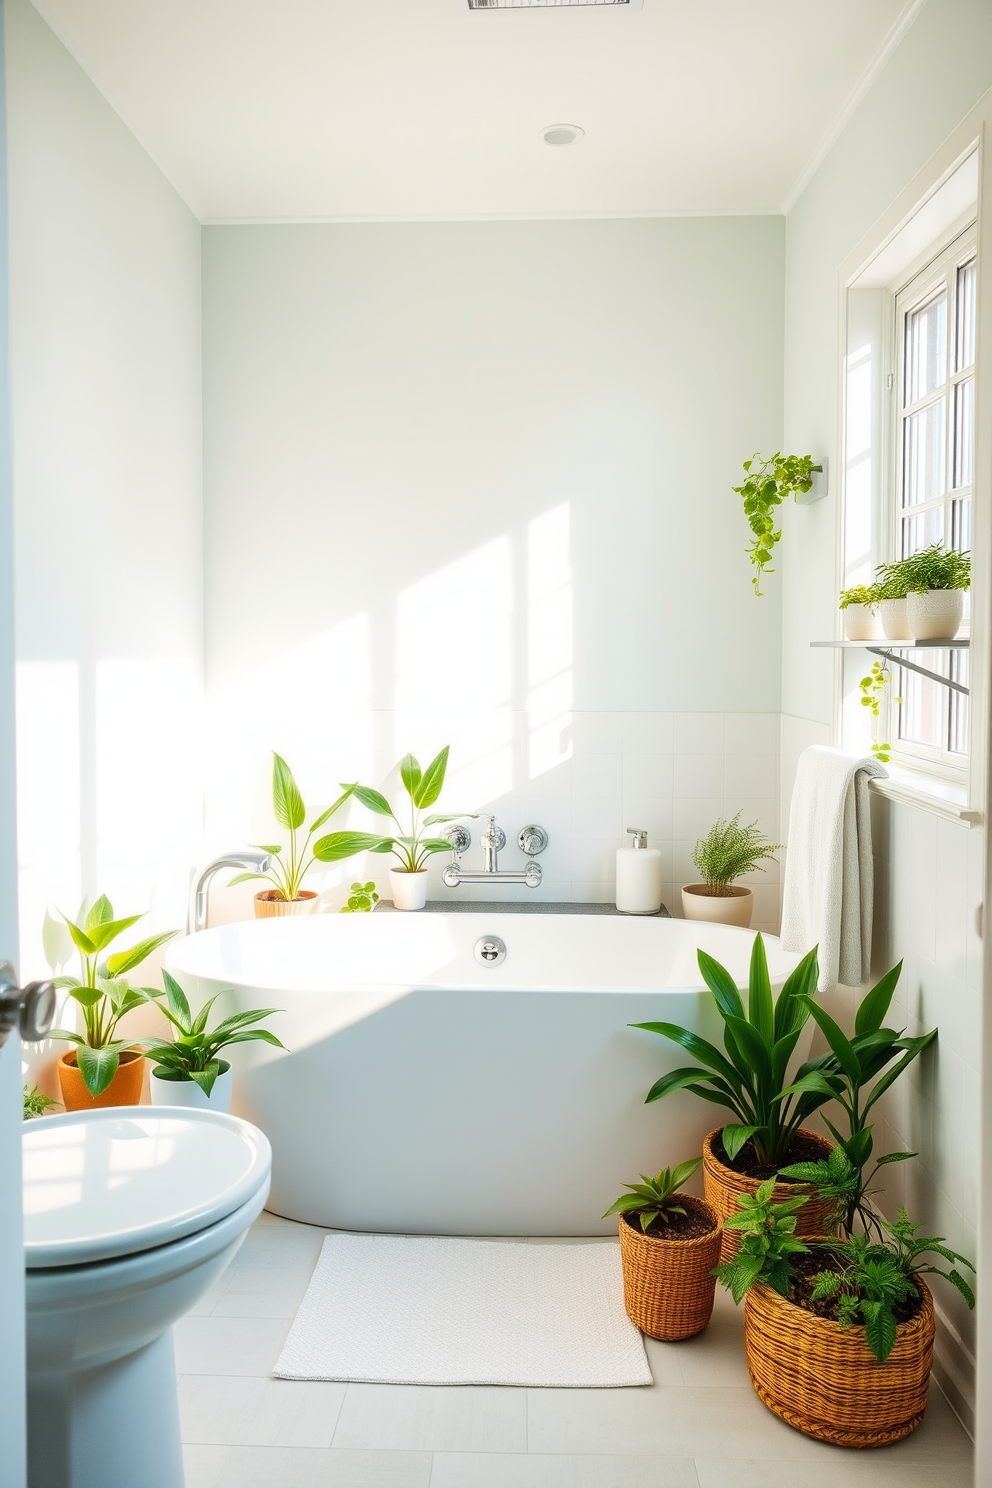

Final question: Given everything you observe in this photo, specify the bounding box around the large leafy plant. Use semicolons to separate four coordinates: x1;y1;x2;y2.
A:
733;452;816;596
143;971;286;1098
692;812;782;896
633;937;826;1167
314;746;475;874
230;753;361;901
777;962;936;1239
603;1157;702;1233
47;897;179;1097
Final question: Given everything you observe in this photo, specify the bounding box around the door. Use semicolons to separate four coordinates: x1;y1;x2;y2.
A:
0;3;25;1483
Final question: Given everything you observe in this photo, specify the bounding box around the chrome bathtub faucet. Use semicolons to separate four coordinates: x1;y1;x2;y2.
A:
441;814;548;889
188;849;274;934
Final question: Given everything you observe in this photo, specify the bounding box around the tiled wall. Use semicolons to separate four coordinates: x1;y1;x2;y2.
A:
780;713;982;1431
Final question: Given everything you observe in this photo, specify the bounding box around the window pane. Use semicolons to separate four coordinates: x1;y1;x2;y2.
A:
905;291;946;403
902;399;945;506
956;259;977;371
949;650;969;755
901;508;943;555
898;665;942;748
953;376;974;489
951;497;972;552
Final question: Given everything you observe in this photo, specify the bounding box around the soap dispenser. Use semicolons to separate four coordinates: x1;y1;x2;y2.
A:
615;828;663;915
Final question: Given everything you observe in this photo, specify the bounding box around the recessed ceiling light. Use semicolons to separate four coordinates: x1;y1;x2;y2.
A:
541;124;584;146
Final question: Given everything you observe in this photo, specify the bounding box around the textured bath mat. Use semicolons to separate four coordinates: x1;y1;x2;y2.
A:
273;1234;651;1387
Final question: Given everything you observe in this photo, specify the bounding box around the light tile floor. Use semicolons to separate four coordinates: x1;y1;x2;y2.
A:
178;1213;973;1488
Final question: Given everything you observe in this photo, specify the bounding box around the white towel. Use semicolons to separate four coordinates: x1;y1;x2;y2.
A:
780;745;887;992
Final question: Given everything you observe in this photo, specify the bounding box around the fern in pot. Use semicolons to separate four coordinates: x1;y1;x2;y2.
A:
682;812;782;928
839;583;882;642
881;543;970;641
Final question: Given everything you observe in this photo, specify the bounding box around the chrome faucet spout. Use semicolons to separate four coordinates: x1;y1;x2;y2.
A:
188;850;274;935
442;815;547;891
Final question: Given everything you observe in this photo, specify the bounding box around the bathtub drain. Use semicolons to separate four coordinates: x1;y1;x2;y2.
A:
474;936;507;967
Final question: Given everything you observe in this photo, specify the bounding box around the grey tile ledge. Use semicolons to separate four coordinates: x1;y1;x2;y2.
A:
868;774;982;828
377;900;672;916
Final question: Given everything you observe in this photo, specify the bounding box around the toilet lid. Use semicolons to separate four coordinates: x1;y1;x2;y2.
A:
23;1108;272;1268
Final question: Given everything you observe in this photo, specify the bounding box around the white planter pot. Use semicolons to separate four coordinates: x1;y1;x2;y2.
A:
879;597;913;641
389;868;429;911
681;884;753;928
149;1060;232;1112
842;603;882;642
906;588;964;641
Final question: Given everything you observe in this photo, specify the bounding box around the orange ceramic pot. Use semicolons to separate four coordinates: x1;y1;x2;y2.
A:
57;1048;145;1110
254;890;317;919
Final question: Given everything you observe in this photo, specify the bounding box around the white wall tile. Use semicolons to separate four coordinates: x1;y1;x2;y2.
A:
622;712;674;754
673;713;726;754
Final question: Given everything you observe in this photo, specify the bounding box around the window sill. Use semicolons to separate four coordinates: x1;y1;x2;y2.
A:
868;766;982;827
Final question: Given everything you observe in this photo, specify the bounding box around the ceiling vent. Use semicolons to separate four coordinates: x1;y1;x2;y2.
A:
467;0;642;9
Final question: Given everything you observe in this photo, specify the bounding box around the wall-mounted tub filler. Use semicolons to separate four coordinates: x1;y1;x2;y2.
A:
188;849;274;934
442;814;547;889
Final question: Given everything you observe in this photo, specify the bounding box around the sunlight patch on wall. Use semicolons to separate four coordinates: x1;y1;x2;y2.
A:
527;504;573;780
844;341;873;585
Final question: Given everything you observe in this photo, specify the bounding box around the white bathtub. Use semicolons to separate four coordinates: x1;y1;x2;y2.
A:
167;912;802;1236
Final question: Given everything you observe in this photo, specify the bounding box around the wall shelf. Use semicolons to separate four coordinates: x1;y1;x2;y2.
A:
810;638;970;696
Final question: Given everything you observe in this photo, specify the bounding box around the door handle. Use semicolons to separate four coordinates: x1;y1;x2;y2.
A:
0;961;56;1048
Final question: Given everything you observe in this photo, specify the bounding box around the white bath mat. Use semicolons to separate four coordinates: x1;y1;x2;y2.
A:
274;1233;651;1388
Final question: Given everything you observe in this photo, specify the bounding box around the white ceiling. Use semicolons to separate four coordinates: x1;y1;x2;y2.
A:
31;0;921;223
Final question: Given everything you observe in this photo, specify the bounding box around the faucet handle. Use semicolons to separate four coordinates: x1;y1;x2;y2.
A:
517;825;549;857
442;824;472;858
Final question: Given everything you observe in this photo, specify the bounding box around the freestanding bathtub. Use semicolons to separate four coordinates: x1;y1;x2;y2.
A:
167;912;803;1236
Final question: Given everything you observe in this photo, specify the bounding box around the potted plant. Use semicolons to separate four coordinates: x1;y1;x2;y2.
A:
47;897;179;1108
631;938;835;1258
316;746;474;911
339;881;379;913
882;542;970;641
23;1084;59;1119
874;561;914;640
716;1182;973;1446
839;583;882;641
604;1157;722;1340
681;812;782;927
144;971;285;1112
732;451;817;596
231;753;362;917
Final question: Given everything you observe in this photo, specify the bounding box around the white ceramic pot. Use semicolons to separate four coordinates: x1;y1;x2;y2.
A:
879;598;913;641
389;868;429;911
681;884;753;929
906;588;964;641
254;890;317;919
149;1061;233;1112
842;603;882;642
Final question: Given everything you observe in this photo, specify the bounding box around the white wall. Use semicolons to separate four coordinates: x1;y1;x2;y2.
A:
201;218;785;916
6;0;202;1074
781;0;992;1429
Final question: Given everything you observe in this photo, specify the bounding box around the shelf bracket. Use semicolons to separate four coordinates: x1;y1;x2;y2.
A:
866;646;969;697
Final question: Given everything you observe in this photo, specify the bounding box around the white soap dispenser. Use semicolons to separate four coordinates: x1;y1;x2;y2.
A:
615;828;664;914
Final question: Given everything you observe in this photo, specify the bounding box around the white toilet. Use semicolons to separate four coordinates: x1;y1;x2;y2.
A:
23;1107;272;1488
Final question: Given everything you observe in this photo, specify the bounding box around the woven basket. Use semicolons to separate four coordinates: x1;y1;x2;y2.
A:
617;1194;723;1340
744;1275;935;1447
703;1128;836;1260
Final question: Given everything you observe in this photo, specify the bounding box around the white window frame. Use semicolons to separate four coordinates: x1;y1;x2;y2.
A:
879;221;977;782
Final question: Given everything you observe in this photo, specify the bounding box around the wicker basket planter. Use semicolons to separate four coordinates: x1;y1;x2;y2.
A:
703;1127;836;1260
617;1194;723;1340
744;1275;935;1447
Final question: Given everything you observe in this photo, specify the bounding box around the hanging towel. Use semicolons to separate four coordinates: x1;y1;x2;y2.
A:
780;745;887;992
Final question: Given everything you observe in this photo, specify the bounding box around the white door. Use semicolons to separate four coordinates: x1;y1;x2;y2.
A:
0;2;25;1480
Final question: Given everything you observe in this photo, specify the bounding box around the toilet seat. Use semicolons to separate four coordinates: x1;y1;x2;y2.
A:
23;1108;272;1269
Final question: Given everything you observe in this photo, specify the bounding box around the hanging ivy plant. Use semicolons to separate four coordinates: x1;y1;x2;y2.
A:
859;659;901;763
733;452;817;595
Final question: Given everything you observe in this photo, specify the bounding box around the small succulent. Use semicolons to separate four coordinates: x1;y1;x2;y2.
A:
23;1083;59;1119
602;1157;702;1233
340;881;379;913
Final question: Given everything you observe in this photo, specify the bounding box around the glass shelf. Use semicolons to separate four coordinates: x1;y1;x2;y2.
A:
810;638;969;694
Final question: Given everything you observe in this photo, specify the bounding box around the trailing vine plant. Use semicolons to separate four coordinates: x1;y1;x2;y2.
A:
733;452;816;596
859;660;901;763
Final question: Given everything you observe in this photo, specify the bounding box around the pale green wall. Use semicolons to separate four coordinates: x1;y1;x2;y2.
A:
782;0;992;724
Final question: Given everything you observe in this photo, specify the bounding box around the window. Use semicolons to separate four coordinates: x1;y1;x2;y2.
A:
885;227;977;775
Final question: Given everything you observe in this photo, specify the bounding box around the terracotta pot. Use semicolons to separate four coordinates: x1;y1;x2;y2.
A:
254;890;317;919
744;1273;935;1446
389;868;429;911
702;1127;836;1260
842;603;882;642
681;884;753;928
617;1194;722;1340
57;1048;145;1111
879;597;913;641
906;588;964;641
150;1060;232;1112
